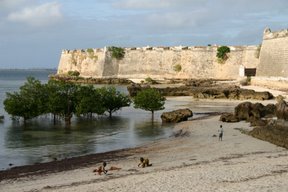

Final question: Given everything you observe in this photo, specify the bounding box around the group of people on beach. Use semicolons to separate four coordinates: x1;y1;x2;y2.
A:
93;157;152;175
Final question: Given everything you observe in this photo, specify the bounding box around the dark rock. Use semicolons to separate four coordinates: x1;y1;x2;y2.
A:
127;83;274;100
275;99;288;120
234;102;253;121
249;121;288;149
50;75;133;85
234;102;276;125
161;108;193;123
219;113;239;122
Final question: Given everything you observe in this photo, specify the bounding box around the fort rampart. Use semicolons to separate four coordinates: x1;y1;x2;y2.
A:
257;28;288;77
57;46;259;79
57;28;288;79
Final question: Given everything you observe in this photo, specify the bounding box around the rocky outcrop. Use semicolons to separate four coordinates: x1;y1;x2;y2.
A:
275;99;288;120
234;102;276;121
220;102;276;125
50;75;133;85
223;98;288;149
161;108;193;123
219;113;239;122
127;83;274;100
249;121;288;148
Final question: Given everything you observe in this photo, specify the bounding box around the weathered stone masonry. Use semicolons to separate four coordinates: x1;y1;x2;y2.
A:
257;28;288;77
57;28;288;79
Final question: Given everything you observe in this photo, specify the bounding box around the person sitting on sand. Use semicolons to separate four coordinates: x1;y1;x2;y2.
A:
93;162;122;175
138;157;152;168
93;162;107;175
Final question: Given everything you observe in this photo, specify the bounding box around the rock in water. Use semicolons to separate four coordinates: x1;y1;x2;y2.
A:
161;108;193;123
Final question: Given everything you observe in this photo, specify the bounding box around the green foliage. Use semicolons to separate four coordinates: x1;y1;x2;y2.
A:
99;87;131;117
108;46;125;60
4;77;47;122
47;80;79;125
86;48;98;61
4;78;131;125
75;85;105;117
87;48;94;54
216;46;230;62
67;70;80;77
133;88;165;119
173;64;182;72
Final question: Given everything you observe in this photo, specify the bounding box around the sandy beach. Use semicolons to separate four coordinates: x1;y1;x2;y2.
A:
1;85;288;192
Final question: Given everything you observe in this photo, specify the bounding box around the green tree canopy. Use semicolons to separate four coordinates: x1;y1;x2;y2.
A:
108;46;125;60
4;77;46;122
216;46;230;62
133;88;165;119
52;80;79;125
75;85;105;118
99;87;131;117
4;78;131;125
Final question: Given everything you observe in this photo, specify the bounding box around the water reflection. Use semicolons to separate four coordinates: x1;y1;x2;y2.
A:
135;121;168;138
2;111;174;169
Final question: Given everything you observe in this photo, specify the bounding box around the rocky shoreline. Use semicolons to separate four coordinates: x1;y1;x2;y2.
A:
50;75;274;100
127;83;274;100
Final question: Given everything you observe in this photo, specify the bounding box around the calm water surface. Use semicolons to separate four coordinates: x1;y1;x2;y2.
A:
0;70;237;170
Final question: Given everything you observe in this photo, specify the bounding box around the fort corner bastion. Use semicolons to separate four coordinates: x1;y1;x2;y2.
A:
57;28;288;80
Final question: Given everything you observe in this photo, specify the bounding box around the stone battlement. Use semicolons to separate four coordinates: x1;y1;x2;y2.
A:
62;45;258;54
263;28;288;40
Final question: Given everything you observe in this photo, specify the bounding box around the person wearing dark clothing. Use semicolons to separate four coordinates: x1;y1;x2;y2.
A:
219;125;223;141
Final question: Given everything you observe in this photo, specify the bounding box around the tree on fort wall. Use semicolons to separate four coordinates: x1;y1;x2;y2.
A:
217;46;230;64
108;46;125;60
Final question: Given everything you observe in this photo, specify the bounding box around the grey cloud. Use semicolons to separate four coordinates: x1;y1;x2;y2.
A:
6;2;63;27
114;0;207;9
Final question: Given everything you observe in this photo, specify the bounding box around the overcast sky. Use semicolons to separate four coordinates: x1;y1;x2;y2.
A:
0;0;287;69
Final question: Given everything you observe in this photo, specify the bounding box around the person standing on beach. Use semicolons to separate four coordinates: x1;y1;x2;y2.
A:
218;125;224;141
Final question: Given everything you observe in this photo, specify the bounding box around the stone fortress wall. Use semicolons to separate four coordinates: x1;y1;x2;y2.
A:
57;28;288;79
257;28;288;77
57;46;259;79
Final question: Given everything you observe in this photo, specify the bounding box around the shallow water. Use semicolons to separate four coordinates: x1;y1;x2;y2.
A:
0;70;238;170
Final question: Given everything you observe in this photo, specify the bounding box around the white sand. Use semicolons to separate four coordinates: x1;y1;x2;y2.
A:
1;85;288;192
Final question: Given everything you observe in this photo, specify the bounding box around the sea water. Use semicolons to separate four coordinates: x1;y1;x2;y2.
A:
0;69;176;170
0;69;237;170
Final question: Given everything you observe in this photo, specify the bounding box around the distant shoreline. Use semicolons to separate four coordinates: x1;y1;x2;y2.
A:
0;68;57;71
